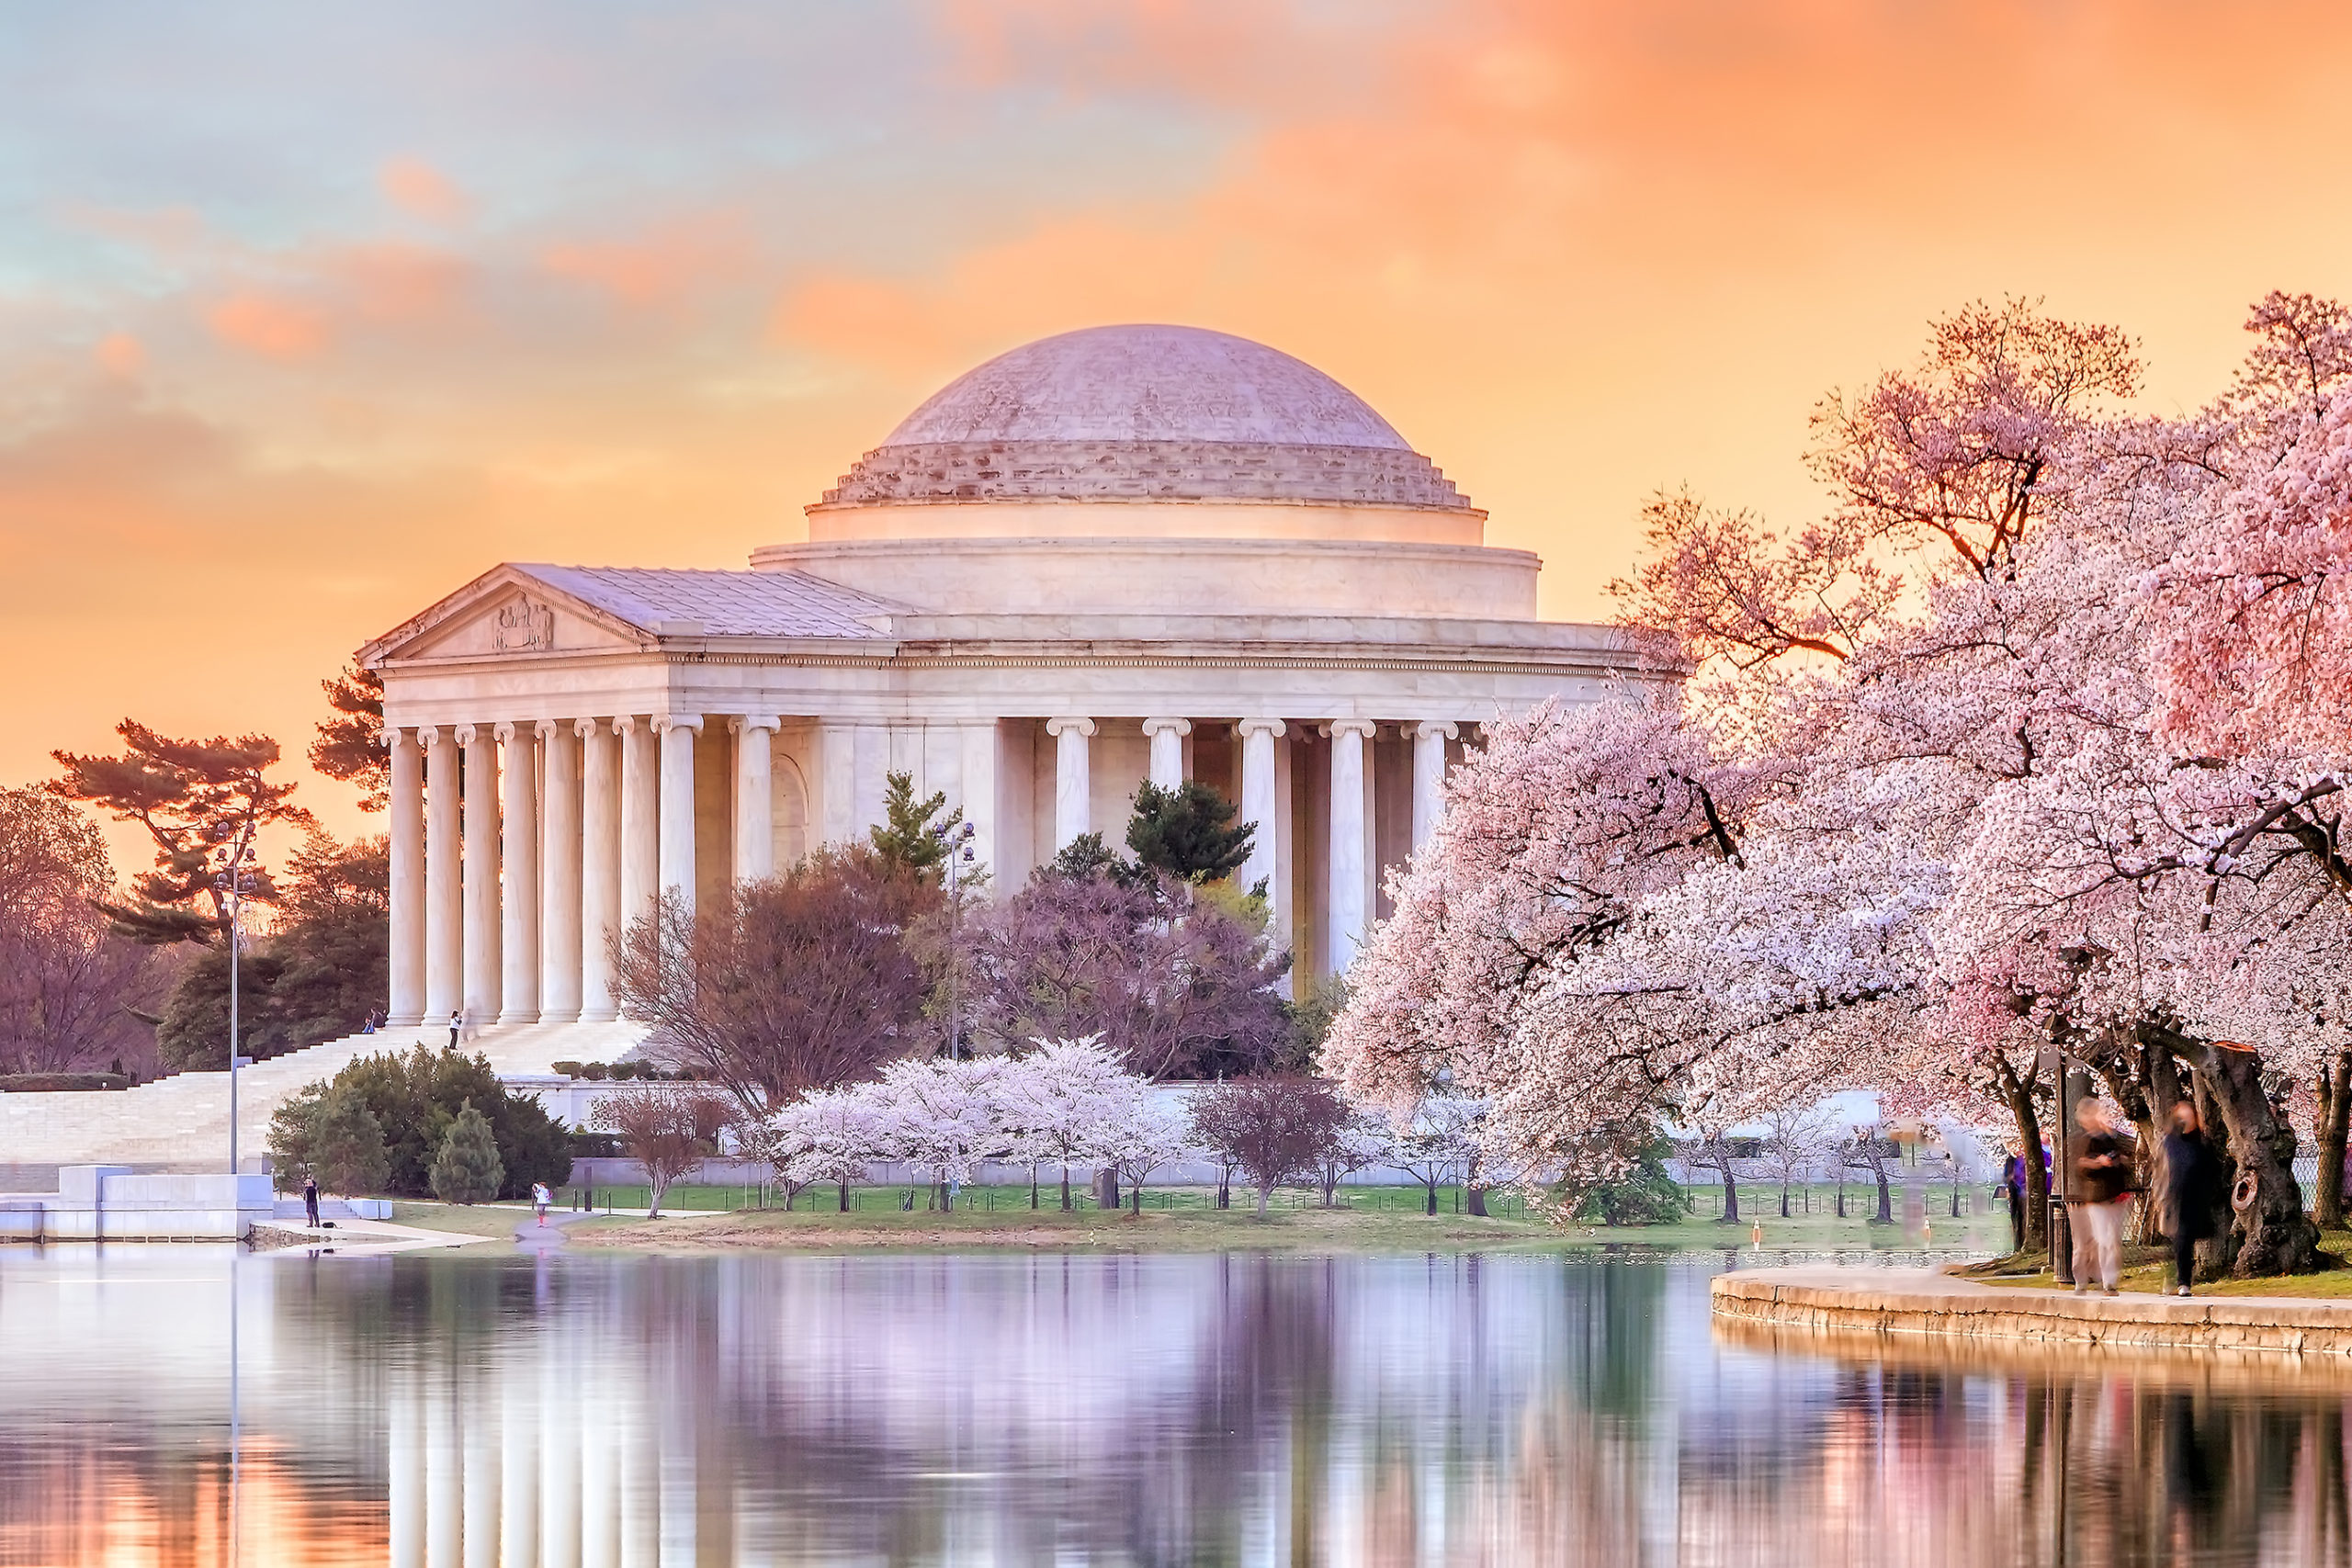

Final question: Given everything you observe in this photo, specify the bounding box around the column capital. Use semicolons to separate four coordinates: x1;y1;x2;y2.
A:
417;725;441;750
1323;718;1377;741
1414;720;1459;742
1236;717;1286;740
574;716;603;740
611;714;638;738
650;712;705;737
1045;716;1097;739
378;726;405;750
453;723;481;747
493;721;521;744
730;714;784;736
1139;716;1193;739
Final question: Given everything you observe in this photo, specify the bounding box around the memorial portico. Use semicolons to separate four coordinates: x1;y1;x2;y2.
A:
363;324;1658;1046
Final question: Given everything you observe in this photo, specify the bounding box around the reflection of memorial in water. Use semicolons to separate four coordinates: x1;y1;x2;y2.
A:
16;1249;2352;1565
352;1251;1689;1565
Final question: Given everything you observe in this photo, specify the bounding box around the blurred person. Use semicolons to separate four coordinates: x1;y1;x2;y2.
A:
2068;1100;2134;1294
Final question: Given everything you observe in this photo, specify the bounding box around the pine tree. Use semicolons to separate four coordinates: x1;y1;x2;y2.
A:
309;663;389;812
869;771;963;885
50;720;313;944
312;1085;391;1195
429;1100;505;1204
1126;780;1254;884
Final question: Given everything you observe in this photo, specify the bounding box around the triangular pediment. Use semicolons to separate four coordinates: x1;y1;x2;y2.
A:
361;565;656;666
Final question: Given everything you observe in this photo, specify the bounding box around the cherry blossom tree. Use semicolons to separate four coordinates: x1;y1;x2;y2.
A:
1329;293;2352;1274
993;1036;1136;1211
762;1086;887;1211
864;1055;1005;1210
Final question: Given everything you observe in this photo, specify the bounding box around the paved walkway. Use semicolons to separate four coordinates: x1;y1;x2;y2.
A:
1714;1266;2352;1355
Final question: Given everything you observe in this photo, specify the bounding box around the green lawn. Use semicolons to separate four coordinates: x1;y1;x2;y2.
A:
387;1201;534;1240
559;1183;2016;1254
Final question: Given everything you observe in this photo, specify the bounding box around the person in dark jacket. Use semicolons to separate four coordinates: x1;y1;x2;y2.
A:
2161;1101;2223;1297
2002;1150;2028;1252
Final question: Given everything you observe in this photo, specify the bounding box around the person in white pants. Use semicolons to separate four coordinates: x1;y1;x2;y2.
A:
2069;1099;2135;1294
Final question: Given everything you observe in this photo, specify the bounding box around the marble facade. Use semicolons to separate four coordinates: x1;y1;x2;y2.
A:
363;325;1659;1032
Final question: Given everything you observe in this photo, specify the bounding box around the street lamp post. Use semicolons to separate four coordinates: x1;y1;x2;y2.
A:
942;823;977;1059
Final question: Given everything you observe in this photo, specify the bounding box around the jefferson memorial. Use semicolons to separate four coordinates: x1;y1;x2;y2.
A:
364;325;1650;1035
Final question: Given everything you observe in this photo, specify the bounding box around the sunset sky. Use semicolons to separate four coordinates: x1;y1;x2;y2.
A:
6;1;2352;857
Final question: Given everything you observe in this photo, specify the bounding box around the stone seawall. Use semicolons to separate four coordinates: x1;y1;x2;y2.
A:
1713;1268;2352;1357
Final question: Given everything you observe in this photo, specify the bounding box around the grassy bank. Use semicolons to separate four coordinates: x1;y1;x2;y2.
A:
560;1194;2016;1254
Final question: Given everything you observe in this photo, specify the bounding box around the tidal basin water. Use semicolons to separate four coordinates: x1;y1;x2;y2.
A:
6;1247;2352;1566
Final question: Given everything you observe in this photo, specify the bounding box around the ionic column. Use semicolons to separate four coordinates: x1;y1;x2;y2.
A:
1046;716;1095;850
819;720;857;847
424;728;463;1024
579;719;621;1023
497;722;540;1024
1142;717;1191;790
386;727;426;1025
653;714;702;918
852;722;888;833
540;720;583;1023
458;724;503;1028
1412;721;1457;852
959;721;999;878
1326;719;1376;975
733;716;781;884
1237;719;1284;910
618;716;659;933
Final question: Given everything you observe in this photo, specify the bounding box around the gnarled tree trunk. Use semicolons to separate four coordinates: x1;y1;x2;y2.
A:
2165;1030;2319;1276
2315;1052;2352;1231
1991;1055;2049;1255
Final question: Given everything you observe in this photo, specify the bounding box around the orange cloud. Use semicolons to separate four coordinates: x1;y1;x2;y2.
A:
379;156;469;222
94;333;145;379
540;216;753;308
207;292;331;360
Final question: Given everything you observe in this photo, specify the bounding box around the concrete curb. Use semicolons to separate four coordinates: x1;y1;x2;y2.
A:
1712;1267;2352;1357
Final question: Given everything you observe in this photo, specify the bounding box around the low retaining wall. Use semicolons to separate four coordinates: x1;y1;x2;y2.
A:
0;1165;275;1241
1712;1268;2352;1357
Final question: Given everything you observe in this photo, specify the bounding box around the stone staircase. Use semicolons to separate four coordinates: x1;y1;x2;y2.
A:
0;1020;648;1172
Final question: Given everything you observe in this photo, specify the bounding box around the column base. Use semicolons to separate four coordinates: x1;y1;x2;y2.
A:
386;1012;424;1029
578;1006;621;1023
537;1008;583;1025
495;1009;542;1026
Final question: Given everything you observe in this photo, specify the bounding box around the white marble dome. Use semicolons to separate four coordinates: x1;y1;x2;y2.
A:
885;324;1411;449
817;324;1472;513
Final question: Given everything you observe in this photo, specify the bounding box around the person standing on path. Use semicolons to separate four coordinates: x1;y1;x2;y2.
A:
449;1009;462;1047
532;1181;551;1227
2160;1101;2223;1297
2002;1148;2028;1253
2068;1099;2135;1294
302;1177;321;1229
